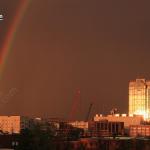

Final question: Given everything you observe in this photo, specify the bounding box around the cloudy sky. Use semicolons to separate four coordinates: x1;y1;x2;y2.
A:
0;0;150;120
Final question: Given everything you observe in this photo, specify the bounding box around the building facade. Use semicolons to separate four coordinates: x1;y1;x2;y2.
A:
69;121;88;131
130;125;150;137
94;114;143;128
129;79;150;119
88;120;124;137
0;116;31;134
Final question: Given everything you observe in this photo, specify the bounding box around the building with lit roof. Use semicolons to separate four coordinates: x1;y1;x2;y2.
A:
94;114;143;128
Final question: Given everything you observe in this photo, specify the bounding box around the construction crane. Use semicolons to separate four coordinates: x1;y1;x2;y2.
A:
69;89;81;121
85;103;93;122
64;89;81;139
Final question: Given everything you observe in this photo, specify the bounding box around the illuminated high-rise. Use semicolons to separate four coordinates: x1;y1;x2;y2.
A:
129;79;150;119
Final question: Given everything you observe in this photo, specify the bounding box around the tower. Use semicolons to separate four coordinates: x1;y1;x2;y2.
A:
129;79;150;119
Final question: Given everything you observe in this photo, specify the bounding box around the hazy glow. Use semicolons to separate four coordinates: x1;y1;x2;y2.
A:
135;110;148;120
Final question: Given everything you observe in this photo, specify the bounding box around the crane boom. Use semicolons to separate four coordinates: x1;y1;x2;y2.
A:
85;103;93;121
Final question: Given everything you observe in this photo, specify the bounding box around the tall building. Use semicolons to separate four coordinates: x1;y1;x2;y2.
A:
129;79;150;119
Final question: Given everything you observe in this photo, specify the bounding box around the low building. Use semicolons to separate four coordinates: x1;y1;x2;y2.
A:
130;125;150;137
94;114;144;128
88;120;124;137
0;116;31;134
44;118;88;136
69;121;88;130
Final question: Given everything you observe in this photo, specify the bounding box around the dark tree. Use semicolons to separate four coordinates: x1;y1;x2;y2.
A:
15;122;55;150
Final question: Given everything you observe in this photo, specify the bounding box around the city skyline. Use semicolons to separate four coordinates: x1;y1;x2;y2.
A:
0;0;150;120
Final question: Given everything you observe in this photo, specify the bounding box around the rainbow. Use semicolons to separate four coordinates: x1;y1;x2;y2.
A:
0;0;32;76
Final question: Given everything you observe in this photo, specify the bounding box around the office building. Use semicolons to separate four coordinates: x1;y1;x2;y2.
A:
129;79;150;119
0;116;31;134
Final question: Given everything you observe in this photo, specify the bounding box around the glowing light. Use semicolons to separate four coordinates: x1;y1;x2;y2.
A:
0;14;3;20
135;110;148;120
122;114;127;117
129;79;150;120
115;114;120;117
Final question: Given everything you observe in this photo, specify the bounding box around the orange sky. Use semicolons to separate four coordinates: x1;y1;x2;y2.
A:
0;0;150;120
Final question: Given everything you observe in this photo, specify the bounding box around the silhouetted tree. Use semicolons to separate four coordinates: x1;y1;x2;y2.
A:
68;128;83;140
15;122;55;150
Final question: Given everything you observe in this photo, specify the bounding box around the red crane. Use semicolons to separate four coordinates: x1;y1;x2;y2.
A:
69;89;81;121
63;89;81;138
